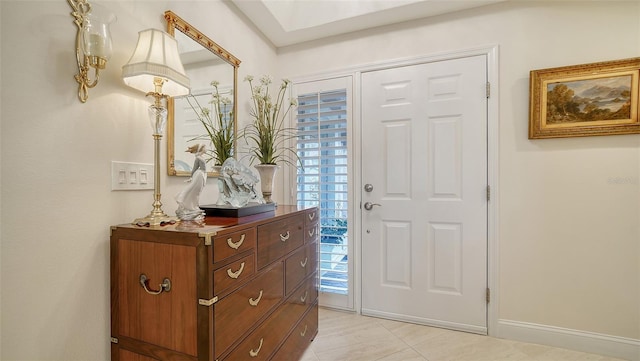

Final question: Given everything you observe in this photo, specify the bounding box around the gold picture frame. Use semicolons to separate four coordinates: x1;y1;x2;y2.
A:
529;57;640;139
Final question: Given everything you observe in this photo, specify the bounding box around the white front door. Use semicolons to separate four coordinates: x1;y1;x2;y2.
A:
361;55;488;334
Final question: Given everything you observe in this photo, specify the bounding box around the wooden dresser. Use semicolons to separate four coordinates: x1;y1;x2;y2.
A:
110;206;319;361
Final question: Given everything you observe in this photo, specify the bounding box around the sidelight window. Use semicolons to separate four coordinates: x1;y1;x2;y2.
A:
294;78;351;306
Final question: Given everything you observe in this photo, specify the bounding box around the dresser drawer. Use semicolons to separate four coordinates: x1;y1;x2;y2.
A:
282;274;318;325
213;254;255;296
214;262;284;359
304;221;318;244
212;227;256;263
285;242;318;295
257;215;304;269
222;301;290;361
272;303;319;361
305;208;319;227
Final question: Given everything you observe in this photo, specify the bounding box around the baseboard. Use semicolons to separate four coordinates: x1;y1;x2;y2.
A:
497;319;640;361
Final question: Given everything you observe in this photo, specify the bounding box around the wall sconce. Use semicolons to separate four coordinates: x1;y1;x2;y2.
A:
122;29;190;226
68;0;115;103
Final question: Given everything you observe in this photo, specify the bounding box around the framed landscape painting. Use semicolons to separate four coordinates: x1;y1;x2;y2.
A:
529;58;640;139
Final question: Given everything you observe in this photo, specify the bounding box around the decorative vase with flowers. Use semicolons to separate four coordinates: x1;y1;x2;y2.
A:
243;75;300;203
186;80;235;168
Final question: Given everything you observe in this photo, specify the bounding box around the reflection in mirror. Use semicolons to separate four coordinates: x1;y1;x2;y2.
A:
165;10;240;176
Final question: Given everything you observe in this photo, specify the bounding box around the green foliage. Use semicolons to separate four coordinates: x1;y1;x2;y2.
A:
321;219;348;245
187;81;234;166
243;75;300;167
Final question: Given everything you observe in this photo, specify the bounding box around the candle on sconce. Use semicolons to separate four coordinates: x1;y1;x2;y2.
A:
85;33;106;58
81;12;114;62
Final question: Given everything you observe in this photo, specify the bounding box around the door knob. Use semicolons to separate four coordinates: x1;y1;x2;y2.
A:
363;202;381;210
364;184;374;192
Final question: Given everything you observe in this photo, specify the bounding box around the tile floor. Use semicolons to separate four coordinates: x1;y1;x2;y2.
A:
300;308;626;361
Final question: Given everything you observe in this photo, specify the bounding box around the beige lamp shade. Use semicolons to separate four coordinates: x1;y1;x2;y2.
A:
122;28;190;96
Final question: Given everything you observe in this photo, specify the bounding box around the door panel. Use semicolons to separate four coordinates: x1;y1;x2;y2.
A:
381;221;411;288
361;55;488;333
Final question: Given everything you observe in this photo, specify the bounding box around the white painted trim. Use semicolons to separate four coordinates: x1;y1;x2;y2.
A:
363;308;487;335
318;292;353;312
497;319;640;361
486;45;501;339
352;71;363;315
289;43;500;81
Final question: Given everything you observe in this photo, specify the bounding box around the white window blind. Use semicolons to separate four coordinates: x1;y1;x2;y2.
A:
296;89;349;295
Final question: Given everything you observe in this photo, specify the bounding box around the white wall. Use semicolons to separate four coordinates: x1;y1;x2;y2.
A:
1;0;639;360
277;0;640;348
0;1;275;359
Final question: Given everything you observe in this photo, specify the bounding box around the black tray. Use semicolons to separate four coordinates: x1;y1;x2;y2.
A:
200;203;276;217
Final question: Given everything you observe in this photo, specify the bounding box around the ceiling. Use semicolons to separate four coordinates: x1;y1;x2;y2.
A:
229;0;506;47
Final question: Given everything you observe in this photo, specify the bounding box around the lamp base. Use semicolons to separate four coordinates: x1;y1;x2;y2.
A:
133;211;178;227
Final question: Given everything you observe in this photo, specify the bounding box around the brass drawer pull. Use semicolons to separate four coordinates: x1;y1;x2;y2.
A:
139;274;171;295
249;290;263;306
308;212;316;221
227;234;245;250
300;290;308;303
300;325;308;337
308;228;315;237
249;338;264;357
300;257;308;268
227;262;245;279
280;231;290;242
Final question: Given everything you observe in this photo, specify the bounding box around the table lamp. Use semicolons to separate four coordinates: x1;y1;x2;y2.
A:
122;29;190;226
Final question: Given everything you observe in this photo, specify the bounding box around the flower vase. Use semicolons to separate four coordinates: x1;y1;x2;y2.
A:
254;164;278;204
211;165;226;206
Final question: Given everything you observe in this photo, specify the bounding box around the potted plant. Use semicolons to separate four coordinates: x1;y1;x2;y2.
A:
187;80;234;168
243;75;299;203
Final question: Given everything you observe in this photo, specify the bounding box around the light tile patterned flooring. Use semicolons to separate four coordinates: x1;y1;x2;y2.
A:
301;308;626;361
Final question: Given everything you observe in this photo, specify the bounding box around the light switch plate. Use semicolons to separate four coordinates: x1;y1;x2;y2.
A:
111;161;154;191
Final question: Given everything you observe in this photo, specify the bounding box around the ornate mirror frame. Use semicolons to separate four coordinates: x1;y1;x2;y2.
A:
164;10;241;176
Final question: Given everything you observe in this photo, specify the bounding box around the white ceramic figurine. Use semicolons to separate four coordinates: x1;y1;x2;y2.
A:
175;144;207;221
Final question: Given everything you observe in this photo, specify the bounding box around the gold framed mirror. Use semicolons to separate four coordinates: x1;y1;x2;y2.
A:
164;10;241;176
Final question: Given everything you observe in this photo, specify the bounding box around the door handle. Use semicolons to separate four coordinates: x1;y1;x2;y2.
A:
363;202;381;211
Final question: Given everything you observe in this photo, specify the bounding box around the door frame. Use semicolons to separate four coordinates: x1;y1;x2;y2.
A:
353;45;500;335
284;45;500;336
288;76;356;311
